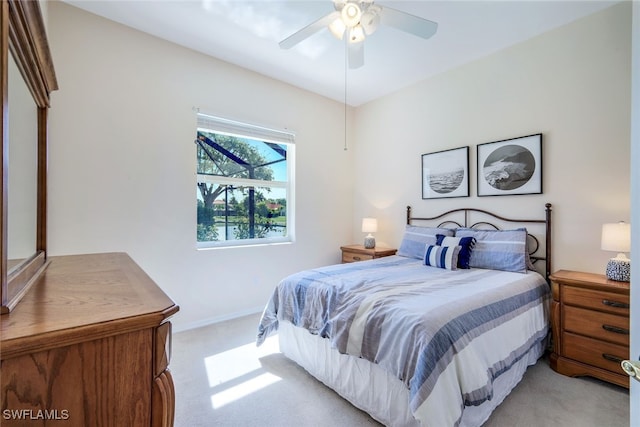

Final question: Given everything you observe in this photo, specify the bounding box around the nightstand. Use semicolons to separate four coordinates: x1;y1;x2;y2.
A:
340;245;397;263
549;270;630;388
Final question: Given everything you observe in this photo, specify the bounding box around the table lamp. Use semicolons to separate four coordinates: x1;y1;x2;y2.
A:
362;218;378;249
601;221;631;281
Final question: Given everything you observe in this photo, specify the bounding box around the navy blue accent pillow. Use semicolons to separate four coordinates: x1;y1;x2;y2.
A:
436;234;476;269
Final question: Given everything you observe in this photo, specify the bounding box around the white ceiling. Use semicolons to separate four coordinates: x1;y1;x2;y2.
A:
62;0;618;106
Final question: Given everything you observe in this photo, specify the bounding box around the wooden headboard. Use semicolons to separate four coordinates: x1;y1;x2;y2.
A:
406;203;553;282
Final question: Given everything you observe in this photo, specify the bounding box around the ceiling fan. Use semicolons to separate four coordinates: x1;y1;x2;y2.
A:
279;0;438;69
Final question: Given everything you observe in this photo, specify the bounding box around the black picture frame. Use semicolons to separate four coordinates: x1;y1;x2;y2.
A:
421;146;470;199
477;133;543;197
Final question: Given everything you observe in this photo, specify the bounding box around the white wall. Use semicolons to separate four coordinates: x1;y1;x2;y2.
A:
353;2;632;274
46;2;355;331
46;2;632;331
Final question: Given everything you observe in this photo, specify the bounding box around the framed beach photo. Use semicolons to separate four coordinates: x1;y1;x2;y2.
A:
421;146;469;199
477;134;542;197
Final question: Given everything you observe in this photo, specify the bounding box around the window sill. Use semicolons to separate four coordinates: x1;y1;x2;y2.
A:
196;238;293;250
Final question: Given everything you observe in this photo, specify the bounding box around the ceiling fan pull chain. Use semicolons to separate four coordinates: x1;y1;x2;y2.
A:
344;36;348;151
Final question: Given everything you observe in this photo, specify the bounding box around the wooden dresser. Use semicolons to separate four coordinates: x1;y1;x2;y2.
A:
549;270;629;388
0;253;179;426
340;245;397;263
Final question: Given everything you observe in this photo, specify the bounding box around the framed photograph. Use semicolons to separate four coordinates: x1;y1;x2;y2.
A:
477;133;542;197
422;146;469;199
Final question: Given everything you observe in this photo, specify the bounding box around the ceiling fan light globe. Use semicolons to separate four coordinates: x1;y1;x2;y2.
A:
342;3;362;27
361;10;380;35
329;18;346;39
333;0;347;11
349;25;365;43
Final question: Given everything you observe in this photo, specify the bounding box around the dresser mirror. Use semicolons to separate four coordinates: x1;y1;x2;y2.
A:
1;0;58;313
7;51;38;275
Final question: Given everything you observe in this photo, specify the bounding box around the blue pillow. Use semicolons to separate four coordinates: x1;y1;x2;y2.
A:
436;234;475;269
454;228;528;273
424;245;461;270
397;226;454;259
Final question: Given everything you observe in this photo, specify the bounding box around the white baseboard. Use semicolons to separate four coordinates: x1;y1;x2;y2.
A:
171;306;264;333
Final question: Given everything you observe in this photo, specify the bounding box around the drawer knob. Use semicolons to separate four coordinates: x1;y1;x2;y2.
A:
353;256;361;261
602;299;629;309
602;324;629;335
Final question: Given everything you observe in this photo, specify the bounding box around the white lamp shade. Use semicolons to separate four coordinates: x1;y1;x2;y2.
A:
362;218;378;233
601;222;631;253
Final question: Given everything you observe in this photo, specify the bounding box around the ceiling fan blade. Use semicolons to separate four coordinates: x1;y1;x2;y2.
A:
348;42;364;69
379;6;438;40
279;11;339;49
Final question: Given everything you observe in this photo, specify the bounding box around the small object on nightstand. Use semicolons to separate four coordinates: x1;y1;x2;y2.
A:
601;222;631;281
340;245;396;263
362;218;377;249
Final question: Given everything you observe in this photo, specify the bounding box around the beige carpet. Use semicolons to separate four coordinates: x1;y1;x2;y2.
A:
171;313;629;427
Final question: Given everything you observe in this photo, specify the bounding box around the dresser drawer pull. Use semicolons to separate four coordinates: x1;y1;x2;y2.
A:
602;299;629;309
602;324;629;335
602;353;624;363
353;256;361;261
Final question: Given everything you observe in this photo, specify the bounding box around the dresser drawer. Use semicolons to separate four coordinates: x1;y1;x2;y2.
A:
342;252;373;263
562;286;629;315
562;332;628;374
563;305;629;346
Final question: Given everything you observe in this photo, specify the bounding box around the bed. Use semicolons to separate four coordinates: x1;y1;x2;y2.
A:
257;204;553;427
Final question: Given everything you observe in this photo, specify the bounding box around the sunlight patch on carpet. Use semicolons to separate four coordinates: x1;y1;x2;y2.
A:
210;372;282;409
204;334;278;386
204;334;281;409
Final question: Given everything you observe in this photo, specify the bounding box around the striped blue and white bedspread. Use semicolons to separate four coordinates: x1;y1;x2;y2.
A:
257;255;550;426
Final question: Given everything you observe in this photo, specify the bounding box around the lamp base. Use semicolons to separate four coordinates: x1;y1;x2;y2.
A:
364;236;376;249
605;258;630;282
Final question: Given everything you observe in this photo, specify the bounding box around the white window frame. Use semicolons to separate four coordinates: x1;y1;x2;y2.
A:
196;113;295;249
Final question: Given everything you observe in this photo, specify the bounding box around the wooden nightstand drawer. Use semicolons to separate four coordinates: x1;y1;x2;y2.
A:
563;286;629;316
563;305;629;346
563;333;628;374
340;245;397;264
342;252;374;263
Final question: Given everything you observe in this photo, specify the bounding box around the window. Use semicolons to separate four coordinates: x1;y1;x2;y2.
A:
196;113;294;248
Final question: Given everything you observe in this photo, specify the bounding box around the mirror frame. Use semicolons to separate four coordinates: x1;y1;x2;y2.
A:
1;0;57;313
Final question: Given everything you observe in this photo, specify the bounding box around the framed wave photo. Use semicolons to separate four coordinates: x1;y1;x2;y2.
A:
422;146;469;199
477;133;542;197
